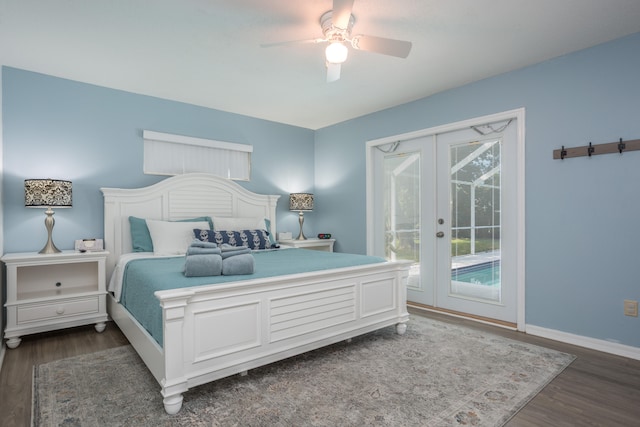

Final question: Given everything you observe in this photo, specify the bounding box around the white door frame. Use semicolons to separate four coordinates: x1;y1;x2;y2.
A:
365;108;526;331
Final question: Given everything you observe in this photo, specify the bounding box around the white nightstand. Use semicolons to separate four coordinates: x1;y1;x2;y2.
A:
2;250;109;349
279;238;335;252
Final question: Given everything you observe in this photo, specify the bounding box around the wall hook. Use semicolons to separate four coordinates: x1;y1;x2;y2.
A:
553;137;640;160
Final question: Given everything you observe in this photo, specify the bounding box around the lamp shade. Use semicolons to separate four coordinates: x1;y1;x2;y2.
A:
289;193;314;211
25;179;72;208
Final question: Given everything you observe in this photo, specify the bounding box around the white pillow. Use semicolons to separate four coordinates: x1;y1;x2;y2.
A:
211;216;266;231
146;219;211;256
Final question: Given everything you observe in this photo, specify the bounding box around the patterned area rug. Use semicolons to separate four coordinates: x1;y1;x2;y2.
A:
32;316;574;426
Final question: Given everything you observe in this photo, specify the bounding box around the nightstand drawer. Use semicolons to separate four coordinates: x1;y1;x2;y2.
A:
17;296;100;324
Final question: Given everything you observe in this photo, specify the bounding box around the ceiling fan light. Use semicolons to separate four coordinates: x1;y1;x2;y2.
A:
325;42;348;64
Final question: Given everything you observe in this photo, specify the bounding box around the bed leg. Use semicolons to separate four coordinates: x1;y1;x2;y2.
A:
163;394;184;415
395;322;407;335
6;337;21;349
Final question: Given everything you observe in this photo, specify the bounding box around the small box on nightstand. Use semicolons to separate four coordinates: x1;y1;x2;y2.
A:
278;232;293;240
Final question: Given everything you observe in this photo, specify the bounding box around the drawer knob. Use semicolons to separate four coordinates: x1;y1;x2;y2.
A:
55;282;62;287
56;306;65;315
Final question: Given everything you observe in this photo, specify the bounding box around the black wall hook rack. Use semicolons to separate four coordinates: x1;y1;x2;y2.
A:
553;138;640;160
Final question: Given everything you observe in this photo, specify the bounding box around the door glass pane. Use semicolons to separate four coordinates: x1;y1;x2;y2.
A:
450;140;501;302
383;152;421;290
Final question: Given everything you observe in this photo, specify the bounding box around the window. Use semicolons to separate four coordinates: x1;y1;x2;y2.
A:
143;130;252;181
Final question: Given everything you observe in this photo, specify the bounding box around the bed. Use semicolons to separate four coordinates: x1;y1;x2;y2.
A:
101;173;410;414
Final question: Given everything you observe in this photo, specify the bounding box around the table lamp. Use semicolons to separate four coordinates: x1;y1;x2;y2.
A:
25;179;73;254
289;193;314;240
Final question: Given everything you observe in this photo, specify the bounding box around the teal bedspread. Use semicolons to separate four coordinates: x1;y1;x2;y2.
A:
121;249;385;347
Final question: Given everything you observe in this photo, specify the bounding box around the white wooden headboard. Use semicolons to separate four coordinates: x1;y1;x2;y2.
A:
101;173;280;279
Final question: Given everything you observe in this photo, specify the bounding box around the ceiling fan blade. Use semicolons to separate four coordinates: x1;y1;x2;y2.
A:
261;38;325;48
326;62;341;82
332;0;355;29
351;34;412;58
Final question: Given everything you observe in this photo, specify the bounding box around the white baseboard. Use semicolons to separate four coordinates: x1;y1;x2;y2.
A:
526;324;640;361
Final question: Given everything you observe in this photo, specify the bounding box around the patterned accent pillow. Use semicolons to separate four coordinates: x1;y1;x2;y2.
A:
194;229;270;250
210;216;277;247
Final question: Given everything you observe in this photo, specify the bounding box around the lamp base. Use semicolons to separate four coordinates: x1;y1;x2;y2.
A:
39;207;62;254
39;240;61;254
296;211;307;240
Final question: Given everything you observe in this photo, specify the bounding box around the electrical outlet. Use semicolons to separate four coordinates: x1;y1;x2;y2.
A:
623;300;638;317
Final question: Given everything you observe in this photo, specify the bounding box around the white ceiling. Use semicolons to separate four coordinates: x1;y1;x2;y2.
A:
2;0;640;130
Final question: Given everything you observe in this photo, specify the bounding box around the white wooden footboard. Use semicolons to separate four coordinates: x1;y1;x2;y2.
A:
157;261;410;414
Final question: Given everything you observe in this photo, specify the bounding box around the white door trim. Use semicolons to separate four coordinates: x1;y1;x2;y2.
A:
366;108;526;331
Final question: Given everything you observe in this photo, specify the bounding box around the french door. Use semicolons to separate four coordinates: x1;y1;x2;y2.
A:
367;111;524;326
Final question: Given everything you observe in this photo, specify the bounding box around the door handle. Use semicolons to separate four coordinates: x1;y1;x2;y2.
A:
436;231;445;238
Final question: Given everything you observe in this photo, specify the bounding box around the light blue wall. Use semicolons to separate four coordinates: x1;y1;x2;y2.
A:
2;67;315;253
314;32;640;347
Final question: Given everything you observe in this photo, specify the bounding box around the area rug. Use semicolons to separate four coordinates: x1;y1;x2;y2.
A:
32;316;574;427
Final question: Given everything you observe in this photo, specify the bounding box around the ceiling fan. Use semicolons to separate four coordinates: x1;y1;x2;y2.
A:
261;0;412;82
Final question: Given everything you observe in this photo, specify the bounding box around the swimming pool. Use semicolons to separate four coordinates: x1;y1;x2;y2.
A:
451;260;500;287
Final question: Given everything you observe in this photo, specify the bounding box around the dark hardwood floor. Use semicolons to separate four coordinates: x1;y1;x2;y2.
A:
0;323;129;427
1;310;639;426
